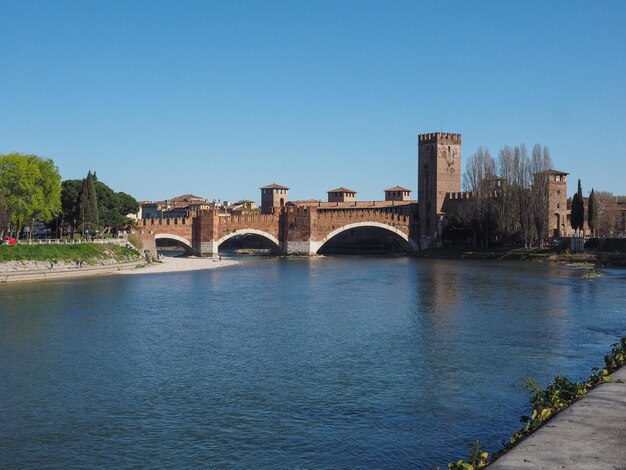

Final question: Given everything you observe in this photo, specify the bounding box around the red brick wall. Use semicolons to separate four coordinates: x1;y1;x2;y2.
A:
137;206;418;254
311;208;411;242
135;217;193;242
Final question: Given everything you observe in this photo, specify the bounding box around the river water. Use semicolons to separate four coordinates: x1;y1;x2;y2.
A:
1;258;625;469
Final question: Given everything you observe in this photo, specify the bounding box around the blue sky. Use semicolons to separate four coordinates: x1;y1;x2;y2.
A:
1;1;625;202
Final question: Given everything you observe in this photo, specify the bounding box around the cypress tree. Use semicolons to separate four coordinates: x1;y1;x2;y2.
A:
576;179;585;235
79;171;99;236
571;193;580;234
588;188;598;237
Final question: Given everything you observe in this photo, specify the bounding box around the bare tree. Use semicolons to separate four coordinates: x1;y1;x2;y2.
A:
463;146;496;247
594;191;617;237
497;145;519;242
459;142;556;248
530;144;553;247
511;145;536;248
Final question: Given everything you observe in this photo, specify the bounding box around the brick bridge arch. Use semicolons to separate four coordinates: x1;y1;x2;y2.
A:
217;229;282;253
134;206;418;256
313;221;417;254
155;233;193;250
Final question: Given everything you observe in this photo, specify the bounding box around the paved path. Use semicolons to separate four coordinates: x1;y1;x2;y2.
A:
489;366;626;469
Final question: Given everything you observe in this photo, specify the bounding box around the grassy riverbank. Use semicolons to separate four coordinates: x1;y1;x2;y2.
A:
0;243;140;263
416;246;626;267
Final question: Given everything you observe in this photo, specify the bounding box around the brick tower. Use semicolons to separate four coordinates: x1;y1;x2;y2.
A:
542;169;569;237
417;132;462;240
260;183;289;214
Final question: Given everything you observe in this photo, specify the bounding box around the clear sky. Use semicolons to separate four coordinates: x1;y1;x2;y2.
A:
1;1;625;202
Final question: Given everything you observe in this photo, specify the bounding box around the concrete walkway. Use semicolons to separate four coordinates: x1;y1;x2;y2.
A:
489;366;626;469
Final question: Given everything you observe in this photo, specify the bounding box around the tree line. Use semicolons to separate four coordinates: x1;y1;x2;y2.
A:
61;171;139;237
0;152;139;238
448;143;553;248
446;143;617;247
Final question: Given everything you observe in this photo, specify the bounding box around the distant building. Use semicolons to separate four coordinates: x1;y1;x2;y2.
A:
227;200;259;216
141;194;211;219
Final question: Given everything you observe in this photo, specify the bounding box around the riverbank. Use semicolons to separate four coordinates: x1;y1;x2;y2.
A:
416;246;626;267
0;256;239;283
0;260;144;283
119;256;239;275
0;242;139;264
0;243;240;282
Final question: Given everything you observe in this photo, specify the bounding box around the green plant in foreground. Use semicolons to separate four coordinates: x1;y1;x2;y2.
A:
449;336;626;467
448;440;489;470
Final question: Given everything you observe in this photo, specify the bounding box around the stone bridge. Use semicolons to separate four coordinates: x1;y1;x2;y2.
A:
134;205;418;256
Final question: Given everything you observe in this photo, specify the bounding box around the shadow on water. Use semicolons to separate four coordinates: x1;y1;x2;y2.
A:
317;226;412;256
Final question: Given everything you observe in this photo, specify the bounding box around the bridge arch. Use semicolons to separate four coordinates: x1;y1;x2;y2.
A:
315;221;417;254
155;233;193;250
217;229;282;253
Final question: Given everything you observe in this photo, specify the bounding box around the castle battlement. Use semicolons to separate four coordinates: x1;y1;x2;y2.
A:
445;190;500;200
418;132;462;144
140;217;189;226
285;206;311;214
221;212;281;224
316;208;408;224
446;191;473;200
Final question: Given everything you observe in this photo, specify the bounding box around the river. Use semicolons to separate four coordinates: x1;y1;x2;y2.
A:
1;258;625;468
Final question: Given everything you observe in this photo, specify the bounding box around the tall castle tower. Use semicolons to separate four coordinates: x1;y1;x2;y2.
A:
260;183;289;214
542;169;569;237
417;132;462;239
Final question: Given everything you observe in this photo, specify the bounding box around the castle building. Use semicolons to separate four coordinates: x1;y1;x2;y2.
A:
417;132;462;239
260;183;289;214
540;169;569;237
417;132;576;245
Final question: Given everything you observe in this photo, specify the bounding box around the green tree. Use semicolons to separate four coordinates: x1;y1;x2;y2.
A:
78;171;99;236
570;179;585;235
94;181;139;231
117;192;140;218
61;175;139;235
571;193;580;234
588;188;598;237
576;179;585;235
0;153;62;236
61;179;83;231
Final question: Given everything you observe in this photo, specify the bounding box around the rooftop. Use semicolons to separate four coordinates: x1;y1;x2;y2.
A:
384;186;412;192
169;194;207;202
327;187;357;194
260;183;289;190
539;169;569;176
